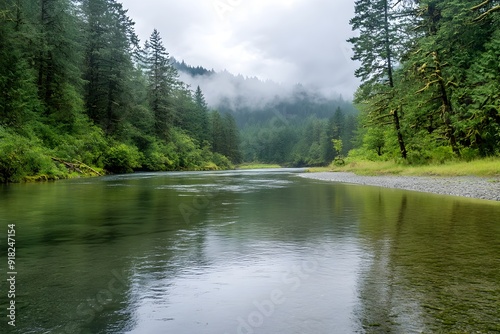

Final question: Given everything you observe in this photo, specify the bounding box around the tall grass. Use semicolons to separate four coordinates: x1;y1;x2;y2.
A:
308;158;500;177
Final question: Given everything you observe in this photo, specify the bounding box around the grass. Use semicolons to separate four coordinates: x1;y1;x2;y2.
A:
307;158;500;177
236;163;282;170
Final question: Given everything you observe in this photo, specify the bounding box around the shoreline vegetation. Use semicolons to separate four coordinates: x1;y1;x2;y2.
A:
302;159;500;202
307;158;500;177
236;163;282;170
8;158;500;183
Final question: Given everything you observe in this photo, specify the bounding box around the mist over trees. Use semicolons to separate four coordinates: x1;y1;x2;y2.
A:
174;61;359;167
349;0;500;162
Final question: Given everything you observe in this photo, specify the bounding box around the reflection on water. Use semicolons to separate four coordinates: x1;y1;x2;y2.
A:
0;169;499;334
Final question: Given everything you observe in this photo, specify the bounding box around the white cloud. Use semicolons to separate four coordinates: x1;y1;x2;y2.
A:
120;0;360;98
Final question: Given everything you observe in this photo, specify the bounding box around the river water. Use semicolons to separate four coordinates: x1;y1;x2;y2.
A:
0;169;499;334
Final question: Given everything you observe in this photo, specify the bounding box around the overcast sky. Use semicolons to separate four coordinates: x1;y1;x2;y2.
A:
119;0;360;99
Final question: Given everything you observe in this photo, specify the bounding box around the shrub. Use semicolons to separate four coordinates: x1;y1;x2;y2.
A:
142;141;179;171
104;143;142;174
211;153;233;170
0;132;64;182
460;147;480;162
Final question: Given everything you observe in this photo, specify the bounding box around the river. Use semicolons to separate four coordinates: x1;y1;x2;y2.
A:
0;169;499;333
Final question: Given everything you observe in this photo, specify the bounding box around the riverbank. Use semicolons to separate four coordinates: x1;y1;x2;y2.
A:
299;172;500;201
308;158;500;177
236;163;282;169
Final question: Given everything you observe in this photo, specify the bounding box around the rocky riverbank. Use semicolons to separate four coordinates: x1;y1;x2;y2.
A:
299;172;500;201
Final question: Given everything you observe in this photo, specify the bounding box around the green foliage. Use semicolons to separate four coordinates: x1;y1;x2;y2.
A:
211;153;233;170
143;28;178;140
141;140;178;171
0;130;65;182
210;111;242;164
332;139;343;156
0;3;240;182
349;0;500;163
239;105;358;167
363;127;385;157
104;143;142;174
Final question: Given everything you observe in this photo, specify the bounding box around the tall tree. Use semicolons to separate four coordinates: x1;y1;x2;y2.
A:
222;112;242;163
0;0;40;128
143;28;178;140
193;86;210;143
81;0;138;136
35;0;83;127
348;0;410;159
210;110;241;163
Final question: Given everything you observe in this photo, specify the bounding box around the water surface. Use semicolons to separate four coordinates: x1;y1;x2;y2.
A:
0;169;499;333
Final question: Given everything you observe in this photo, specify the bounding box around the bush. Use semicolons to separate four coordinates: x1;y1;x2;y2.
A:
460;147;480;162
35;117;108;168
104;143;142;174
211;153;233;170
0;132;64;182
142;141;179;171
429;146;456;164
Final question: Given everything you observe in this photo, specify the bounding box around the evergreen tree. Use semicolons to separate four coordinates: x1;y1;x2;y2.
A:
210;110;225;155
81;0;138;136
326;107;345;160
34;0;83;127
222;112;242;163
143;28;178;140
0;0;40;128
348;0;410;159
210;110;241;163
193;86;210;143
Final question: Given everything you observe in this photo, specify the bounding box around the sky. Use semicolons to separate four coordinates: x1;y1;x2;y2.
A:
119;0;360;99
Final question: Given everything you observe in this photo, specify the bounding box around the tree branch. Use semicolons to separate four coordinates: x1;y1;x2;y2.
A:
471;0;492;11
473;4;500;22
416;80;440;93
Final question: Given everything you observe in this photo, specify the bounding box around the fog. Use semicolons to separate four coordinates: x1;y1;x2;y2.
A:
178;67;345;111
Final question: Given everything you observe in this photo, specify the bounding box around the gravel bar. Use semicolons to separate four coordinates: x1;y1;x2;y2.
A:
299;172;500;201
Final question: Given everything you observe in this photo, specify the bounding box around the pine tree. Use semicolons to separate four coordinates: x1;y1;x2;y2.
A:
348;0;410;159
34;0;83;127
0;0;40;128
222;112;242;163
143;28;178;140
81;0;138;136
193;86;210;143
210;110;225;155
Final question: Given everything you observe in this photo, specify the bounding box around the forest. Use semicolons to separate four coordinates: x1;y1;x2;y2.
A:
174;60;359;167
0;0;241;182
349;0;500;163
1;0;498;183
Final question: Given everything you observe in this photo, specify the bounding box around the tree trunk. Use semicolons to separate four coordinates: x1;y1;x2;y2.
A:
393;108;407;159
384;0;407;159
433;52;460;155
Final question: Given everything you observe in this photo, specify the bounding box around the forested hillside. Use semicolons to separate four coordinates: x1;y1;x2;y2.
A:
349;0;500;163
227;91;358;167
0;0;240;182
175;62;359;167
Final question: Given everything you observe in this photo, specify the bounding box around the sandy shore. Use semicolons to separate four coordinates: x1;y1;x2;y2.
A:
299;172;500;201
